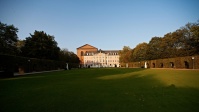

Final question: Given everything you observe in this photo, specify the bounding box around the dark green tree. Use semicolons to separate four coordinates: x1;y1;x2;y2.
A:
132;42;148;61
146;37;162;60
179;23;196;56
160;33;178;58
190;21;199;54
0;22;19;55
59;48;80;63
169;29;189;57
69;52;80;63
21;30;60;60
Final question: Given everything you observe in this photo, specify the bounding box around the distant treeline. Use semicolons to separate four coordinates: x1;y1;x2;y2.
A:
119;20;199;63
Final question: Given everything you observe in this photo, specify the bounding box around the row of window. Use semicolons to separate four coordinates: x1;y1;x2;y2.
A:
85;64;118;66
84;56;119;59
85;60;119;63
85;52;119;56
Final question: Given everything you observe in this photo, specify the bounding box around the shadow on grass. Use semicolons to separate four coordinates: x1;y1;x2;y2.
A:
1;68;199;112
0;70;67;80
0;68;146;80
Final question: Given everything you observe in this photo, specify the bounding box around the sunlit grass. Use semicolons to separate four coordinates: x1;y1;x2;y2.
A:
142;69;199;88
0;68;199;112
98;69;199;88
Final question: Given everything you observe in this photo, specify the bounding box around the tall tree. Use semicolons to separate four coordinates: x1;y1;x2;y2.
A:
169;29;189;57
190;21;199;54
180;23;196;56
59;48;80;63
119;46;132;63
0;22;19;55
21;30;60;60
146;37;162;60
132;42;148;61
160;33;177;58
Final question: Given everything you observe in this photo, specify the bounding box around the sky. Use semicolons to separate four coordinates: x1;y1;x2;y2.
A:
1;0;199;53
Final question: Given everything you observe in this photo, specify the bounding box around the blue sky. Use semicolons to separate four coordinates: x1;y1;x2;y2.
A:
1;0;199;53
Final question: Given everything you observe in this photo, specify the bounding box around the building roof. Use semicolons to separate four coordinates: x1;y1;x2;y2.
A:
76;44;98;49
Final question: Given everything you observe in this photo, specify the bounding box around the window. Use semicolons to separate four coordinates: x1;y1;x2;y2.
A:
81;51;84;56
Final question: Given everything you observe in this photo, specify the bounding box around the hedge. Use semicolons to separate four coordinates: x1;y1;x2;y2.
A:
0;54;79;77
121;55;199;69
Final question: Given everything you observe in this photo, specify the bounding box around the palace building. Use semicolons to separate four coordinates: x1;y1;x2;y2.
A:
77;44;120;67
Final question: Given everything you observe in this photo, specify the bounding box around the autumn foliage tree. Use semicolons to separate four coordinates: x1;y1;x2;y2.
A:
119;46;132;63
119;20;199;63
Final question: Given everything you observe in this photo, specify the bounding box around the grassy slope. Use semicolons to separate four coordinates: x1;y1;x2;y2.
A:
0;68;199;112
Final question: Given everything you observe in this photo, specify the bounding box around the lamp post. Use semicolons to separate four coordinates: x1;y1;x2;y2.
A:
192;57;194;69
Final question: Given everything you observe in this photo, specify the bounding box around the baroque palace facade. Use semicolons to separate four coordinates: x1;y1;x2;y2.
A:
77;44;120;67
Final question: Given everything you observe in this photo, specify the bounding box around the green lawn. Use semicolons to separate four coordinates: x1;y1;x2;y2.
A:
0;68;199;112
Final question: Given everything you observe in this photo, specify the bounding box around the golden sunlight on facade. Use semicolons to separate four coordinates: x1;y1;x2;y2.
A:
77;44;120;67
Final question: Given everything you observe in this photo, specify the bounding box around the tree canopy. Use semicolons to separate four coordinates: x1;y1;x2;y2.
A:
119;46;132;63
59;48;80;63
0;22;19;55
132;42;148;62
21;30;60;60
